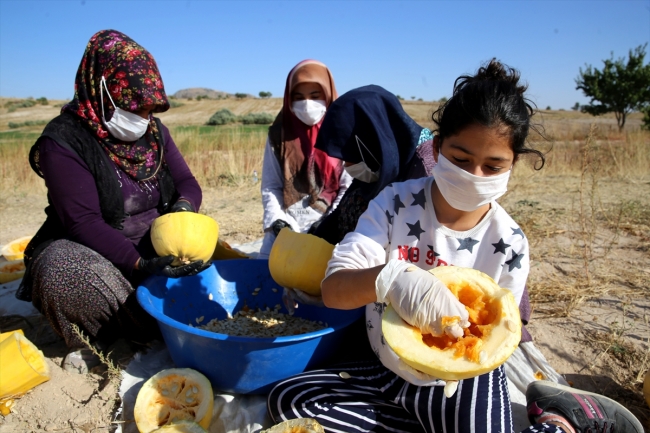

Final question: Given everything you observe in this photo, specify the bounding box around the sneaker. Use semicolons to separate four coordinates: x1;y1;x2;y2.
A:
526;380;644;433
62;348;101;374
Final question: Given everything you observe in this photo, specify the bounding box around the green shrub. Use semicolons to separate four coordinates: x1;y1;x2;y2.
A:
8;119;48;129
239;112;274;125
235;93;248;99
36;97;48;105
5;99;37;112
207;109;237;125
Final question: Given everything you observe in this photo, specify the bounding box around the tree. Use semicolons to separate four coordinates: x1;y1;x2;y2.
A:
235;93;248;99
571;102;580;111
575;44;650;131
258;91;272;98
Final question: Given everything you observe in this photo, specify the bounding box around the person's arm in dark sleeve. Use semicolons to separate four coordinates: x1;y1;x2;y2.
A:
38;138;141;274
160;124;202;212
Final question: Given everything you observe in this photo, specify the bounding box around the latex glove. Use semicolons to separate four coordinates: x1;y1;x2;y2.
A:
271;219;293;237
376;260;470;338
171;199;195;213
282;287;324;315
138;256;209;278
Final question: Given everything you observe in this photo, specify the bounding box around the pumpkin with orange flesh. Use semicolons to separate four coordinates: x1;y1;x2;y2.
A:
134;368;213;433
1;236;33;261
0;260;26;284
382;266;521;381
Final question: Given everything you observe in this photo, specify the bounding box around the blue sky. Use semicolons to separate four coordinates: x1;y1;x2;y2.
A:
1;0;648;110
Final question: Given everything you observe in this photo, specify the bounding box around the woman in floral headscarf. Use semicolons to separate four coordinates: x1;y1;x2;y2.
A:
257;59;352;259
17;30;207;373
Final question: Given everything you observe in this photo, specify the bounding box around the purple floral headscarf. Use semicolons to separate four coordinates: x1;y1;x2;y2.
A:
63;29;170;180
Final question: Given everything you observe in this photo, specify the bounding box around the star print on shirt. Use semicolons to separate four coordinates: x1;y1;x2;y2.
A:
393;194;405;215
457;237;480;253
427;245;440;258
492;238;511;254
511;227;525;238
505;250;524;271
411;188;426;209
406;220;425;240
385;210;393;224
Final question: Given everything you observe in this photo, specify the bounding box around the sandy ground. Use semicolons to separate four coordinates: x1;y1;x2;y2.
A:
0;99;648;431
1;174;649;432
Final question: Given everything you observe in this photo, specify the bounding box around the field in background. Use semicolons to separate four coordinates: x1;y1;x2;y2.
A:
0;96;649;424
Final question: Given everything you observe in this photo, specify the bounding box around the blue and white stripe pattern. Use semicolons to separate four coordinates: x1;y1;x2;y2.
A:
267;361;519;433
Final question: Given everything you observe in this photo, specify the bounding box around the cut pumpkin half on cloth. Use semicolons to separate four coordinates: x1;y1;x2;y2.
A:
382;266;521;381
134;368;214;433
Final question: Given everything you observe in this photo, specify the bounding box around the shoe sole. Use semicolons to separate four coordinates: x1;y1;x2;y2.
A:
530;380;644;431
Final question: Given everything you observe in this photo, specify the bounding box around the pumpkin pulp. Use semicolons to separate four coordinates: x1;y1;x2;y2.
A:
421;281;500;363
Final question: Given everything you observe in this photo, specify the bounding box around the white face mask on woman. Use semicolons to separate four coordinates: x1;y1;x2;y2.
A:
100;76;150;141
291;99;327;126
343;135;380;183
432;153;511;211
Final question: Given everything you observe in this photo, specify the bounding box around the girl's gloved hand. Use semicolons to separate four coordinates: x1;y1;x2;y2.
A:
281;287;324;315
138;256;209;278
376;260;470;338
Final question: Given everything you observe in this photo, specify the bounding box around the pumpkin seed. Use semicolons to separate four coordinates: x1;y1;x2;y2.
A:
338;372;351;379
505;319;518;333
208;293;214;300
444;380;458;398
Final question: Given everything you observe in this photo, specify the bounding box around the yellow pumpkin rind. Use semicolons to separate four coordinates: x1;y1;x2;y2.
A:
150;213;219;267
151;421;208;433
382;266;521;381
268;228;334;296
261;418;325;433
134;368;214;433
0;260;26;284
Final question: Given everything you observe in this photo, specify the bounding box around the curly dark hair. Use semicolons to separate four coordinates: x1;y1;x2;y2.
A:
432;59;546;169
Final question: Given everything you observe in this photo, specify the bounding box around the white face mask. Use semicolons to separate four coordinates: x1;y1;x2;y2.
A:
100;76;150;141
343;135;380;183
291;99;326;126
432;153;511;211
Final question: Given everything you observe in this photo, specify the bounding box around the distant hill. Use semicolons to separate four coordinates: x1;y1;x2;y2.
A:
172;88;233;99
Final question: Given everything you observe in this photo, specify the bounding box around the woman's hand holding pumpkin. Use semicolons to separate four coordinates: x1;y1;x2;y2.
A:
376;260;470;338
282;287;324;314
137;256;209;278
170;199;195;213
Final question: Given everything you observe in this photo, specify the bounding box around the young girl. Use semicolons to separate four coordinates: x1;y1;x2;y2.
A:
266;60;642;433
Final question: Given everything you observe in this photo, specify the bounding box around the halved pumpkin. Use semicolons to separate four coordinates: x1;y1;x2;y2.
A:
382;266;521;381
268;228;334;296
151;421;207;433
261;418;325;433
134;368;214;433
1;236;32;261
151;213;219;267
211;238;249;260
0;260;26;284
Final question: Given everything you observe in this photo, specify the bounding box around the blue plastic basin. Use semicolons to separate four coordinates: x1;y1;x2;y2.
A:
136;259;364;394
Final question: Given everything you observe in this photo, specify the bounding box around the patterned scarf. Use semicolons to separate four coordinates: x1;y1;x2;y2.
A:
269;60;343;213
62;29;170;180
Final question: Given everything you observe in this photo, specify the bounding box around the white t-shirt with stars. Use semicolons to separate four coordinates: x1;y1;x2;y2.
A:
326;176;529;385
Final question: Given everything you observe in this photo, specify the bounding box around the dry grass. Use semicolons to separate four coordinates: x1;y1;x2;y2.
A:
1;97;649;425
